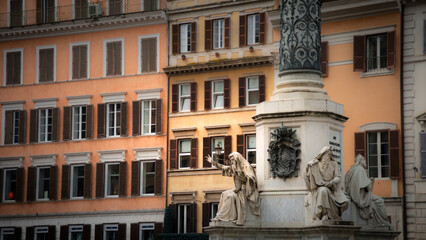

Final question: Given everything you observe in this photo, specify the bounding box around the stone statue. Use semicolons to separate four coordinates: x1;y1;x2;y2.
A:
345;154;392;229
304;146;349;221
206;152;260;226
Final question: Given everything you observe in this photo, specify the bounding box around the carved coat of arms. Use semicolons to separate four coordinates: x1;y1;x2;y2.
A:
267;125;301;179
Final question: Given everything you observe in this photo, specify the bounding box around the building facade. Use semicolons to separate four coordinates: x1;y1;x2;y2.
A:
0;0;168;239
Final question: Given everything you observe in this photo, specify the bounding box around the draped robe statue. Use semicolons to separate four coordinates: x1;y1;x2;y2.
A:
304;146;349;221
345;155;392;229
207;152;260;226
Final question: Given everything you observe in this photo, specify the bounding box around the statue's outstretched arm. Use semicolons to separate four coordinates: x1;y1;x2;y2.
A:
206;155;224;170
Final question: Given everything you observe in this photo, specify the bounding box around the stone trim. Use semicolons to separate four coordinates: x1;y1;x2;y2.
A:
64;152;91;164
253;111;348;123
133;147;162;161
31;154;57;166
98;150;126;162
0;156;23;168
170;191;197;204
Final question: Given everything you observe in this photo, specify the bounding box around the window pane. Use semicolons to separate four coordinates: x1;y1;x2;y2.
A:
180;140;190;153
381;143;389;155
36;233;49;240
4;170;17;200
247;135;256;149
181;98;190;111
180;155;190;168
248;91;259;105
72;166;85;198
213;81;224;93
142;162;155;194
247;77;259;90
379;35;387;68
213;95;224;109
213;137;224;151
381;155;389;166
107;164;119;196
38;168;50;199
368;144;377;155
70;232;83;240
180;24;191;53
381;167;389;178
380;131;388;143
105;230;118;240
181;84;190;96
368;156;378;167
247;151;256;164
141;230;154;240
369;167;378;178
213;19;224;49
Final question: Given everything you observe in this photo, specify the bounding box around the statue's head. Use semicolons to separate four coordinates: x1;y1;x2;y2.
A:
355;154;367;169
228;152;248;168
315;146;333;161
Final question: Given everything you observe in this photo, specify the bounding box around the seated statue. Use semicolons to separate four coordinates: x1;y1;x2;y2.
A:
206;152;260;226
304;146;349;221
345;154;392;229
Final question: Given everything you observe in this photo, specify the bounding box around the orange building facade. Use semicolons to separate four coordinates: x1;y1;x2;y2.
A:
0;0;168;239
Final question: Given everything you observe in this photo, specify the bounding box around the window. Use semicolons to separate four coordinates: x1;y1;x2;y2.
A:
10;0;23;27
109;0;123;15
179;140;191;169
105;40;123;76
3;169;17;202
247;14;260;45
37;167;50;200
367;131;390;178
142;100;156;135
37;47;55;83
4;50;22;85
180;24;192;53
38;108;53;142
74;0;88;19
139;223;154;240
366;34;387;72
106;163;120;197
71;44;89;80
213;19;224;49
142;0;158;11
71;165;85;198
140;37;157;73
246;135;256;164
35;226;49;240
37;0;55;24
141;161;155;195
69;225;83;240
211;202;219;219
107;103;121;137
212;80;224;109
0;228;14;240
211;137;224;164
179;84;191;112
104;224;118;240
72;106;87;140
11;111;19;144
178;204;189;233
246;76;259;105
4;110;21;145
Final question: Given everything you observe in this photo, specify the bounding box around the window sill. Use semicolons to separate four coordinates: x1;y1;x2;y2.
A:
70;196;84;200
360;68;394;78
170;106;256;118
105;195;119;198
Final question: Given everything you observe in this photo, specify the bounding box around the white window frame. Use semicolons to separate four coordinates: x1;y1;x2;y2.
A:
3;48;24;86
1;102;23;145
70;164;85;199
140;160;155;195
38;108;53;142
246;76;259;106
11;111;19;144
36;45;57;83
213;19;224;49
138;34;160;74
178;139;191;169
179;84;191;112
69;41;90;80
103;38;124;77
106;103;121;138
366;34;387;73
0;228;14;239
72;105;87;140
71;0;90;19
177;204;189;234
247;14;260;45
246;134;256;165
103;224;118;240
105;163;120;197
141;99;156;135
2;168;17;203
367;131;390;179
34;226;49;240
180;23;191;53
36;166;51;201
139;223;154;240
69;225;83;240
212;80;224;109
106;0;125;15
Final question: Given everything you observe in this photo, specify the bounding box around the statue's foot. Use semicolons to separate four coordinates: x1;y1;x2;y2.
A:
321;215;329;220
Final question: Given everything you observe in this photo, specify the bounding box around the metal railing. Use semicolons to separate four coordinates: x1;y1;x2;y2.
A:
0;0;159;29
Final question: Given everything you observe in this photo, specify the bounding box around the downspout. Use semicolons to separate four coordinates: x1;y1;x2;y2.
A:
400;3;407;240
165;13;170;209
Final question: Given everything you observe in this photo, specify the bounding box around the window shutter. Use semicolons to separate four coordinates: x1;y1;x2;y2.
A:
172;24;180;54
353;35;366;72
46;49;54;82
83;225;91;240
97;103;106;138
202;202;211;228
389;130;400;179
239;77;246;107
60;225;69;240
131;160;140;196
27;166;36;202
204;81;212;110
107;42;114;76
14;227;22;240
188;203;197;233
387;31;396;69
14;52;21;84
4;111;13;144
259;13;266;44
26;227;34;240
36;0;42;23
420;132;426;178
115;42;122;75
6;52;21;85
61;164;71;200
63;106;72;141
132;101;141;136
225;18;230;49
191;22;197;53
84;163;92;199
354;132;367;160
94;224;103;240
190;82;197;112
170;139;178;170
149;38;157;72
170;204;178;233
47;0;55;23
86;105;94;139
96;163;105;198
239;15;247;47
119;161;127;197
120;102;128;137
237;135;245;158
81;45;88;79
72;45;80;79
172;84;179;113
224;79;230;109
18;110;26;144
30;109;39;143
205;20;212;51
118;224;126;240
155;159;163;195
191;138;198;168
224;136;232;165
203;137;211;168
141;39;150;73
48;226;56;240
154;223;163;238
0;169;2;202
49;165;58;200
130;223;139;240
16;167;24;202
156;98;163;134
52;107;59;142
321;41;329;77
259;75;265;103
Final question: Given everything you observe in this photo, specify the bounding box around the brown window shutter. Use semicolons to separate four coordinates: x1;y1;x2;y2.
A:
172;84;179;113
49;165;58;200
115;42;122;75
14;52;21;84
202;202;211;228
18;110;26;144
239;77;246;107
119;161;127;197
387;31;396;69
14;227;21;240
190;138;198;169
154;223;163;238
131;160;140;196
4;111;14;144
86;105;94;139
170;139;178;170
225;18;230;49
204;81;212;110
36;0;42;23
224;136;232;165
47;49;54;82
205;20;212;51
155;159;163;195
156;98;163;134
321;41;329;77
170;204;178;233
52;107;59;142
120;102;128;137
190;82;197;112
130;223;139;240
84;163;92;199
27;166;36;202
420;132;426;177
97;103;106;138
6;52;21;85
96;163;105;198
26;227;34;240
237;135;245;158
48;226;56;240
60;225;68;240
191;22;197;53
0;170;2;201
389;130;400;179
95;224;103;240
149;38;157;72
141;39;149;72
107;42;114;76
81;45;88;79
239;15;247;47
259;13;266;44
259;75;265;103
83;225;91;240
61;164;70;200
132;101;141;136
118;224;126;240
63;106;72;141
172;24;180;54
16;167;24;202
39;49;46;82
72;45;80;79
30;109;39;143
353;35;366;72
224;79;230;109
188;203;197;233
203;137;211;168
354;132;367;160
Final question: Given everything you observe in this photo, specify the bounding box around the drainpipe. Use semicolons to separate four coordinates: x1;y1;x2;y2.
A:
400;3;407;240
165;14;170;209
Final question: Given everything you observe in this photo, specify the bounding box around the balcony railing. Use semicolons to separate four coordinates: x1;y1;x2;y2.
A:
0;0;159;29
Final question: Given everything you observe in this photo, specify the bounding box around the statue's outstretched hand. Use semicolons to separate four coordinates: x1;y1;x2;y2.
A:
206;155;213;164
